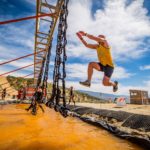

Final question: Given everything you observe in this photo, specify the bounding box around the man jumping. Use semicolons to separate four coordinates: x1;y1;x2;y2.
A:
76;31;118;92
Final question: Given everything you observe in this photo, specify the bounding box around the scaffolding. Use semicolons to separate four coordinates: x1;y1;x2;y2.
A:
34;0;64;84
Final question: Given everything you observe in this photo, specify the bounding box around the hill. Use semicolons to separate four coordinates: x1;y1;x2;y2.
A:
0;76;17;99
1;76;106;103
79;90;130;103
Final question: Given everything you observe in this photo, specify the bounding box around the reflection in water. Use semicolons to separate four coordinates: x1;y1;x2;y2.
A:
0;104;144;150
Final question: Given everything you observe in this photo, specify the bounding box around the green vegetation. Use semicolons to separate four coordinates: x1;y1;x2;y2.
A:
6;76;105;103
7;76;34;90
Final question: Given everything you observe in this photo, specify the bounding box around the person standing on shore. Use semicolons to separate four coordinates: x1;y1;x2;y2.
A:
68;86;75;106
1;88;6;100
25;86;44;114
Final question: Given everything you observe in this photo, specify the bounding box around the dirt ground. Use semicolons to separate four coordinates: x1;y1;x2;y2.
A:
76;103;150;116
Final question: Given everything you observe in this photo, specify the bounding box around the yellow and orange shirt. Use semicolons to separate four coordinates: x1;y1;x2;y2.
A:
96;44;114;67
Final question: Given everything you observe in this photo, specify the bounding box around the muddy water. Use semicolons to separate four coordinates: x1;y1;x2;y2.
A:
0;104;144;150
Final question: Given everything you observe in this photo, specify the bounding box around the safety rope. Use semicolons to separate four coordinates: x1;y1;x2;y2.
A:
46;0;69;117
0;62;41;77
0;50;46;66
0;13;56;25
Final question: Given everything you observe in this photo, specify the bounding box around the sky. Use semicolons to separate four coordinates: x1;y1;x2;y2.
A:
0;0;150;96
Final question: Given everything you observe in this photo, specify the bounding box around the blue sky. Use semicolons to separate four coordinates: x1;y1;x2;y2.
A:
0;0;150;95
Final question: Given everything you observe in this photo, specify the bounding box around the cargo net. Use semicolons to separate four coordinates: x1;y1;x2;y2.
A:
72;107;150;132
73;107;132;122
122;114;150;132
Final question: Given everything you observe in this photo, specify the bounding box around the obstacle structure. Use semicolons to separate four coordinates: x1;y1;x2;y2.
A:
0;0;69;116
129;89;149;105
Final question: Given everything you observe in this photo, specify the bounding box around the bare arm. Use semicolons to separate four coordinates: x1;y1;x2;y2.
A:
76;33;98;49
79;31;109;48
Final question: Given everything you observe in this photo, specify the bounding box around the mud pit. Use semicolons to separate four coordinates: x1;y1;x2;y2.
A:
0;104;144;150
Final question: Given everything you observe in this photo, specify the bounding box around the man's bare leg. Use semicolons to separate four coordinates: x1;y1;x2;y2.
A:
80;62;101;87
88;62;101;81
102;76;118;92
102;76;115;86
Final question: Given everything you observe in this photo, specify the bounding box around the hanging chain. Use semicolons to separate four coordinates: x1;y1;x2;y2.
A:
36;56;46;89
36;19;54;91
46;0;69;117
42;39;53;98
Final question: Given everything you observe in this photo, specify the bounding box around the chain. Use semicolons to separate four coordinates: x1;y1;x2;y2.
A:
46;0;69;117
36;56;46;89
29;19;54;115
42;39;52;97
36;19;54;91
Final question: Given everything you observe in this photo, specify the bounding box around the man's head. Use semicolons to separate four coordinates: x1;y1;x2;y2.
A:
98;35;106;40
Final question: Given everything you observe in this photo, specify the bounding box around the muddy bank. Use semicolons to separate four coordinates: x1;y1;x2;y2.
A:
0;99;30;105
69;105;150;149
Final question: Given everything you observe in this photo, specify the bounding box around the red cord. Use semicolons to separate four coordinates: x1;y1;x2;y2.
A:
0;13;56;25
0;49;46;66
0;62;41;77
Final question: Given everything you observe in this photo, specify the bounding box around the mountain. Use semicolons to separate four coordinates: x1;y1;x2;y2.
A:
3;75;130;103
2;76;105;103
78;90;130;103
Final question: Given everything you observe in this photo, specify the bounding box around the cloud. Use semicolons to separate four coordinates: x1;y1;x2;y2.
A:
24;0;36;5
66;63;103;81
67;0;150;61
66;63;134;81
112;66;134;79
0;65;33;77
139;65;150;70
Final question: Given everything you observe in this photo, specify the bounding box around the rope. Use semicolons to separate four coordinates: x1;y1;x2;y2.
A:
0;62;41;77
0;13;56;25
0;49;46;66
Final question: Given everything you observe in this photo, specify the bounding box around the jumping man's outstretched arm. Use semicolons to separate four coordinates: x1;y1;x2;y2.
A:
78;31;109;48
76;32;98;49
79;31;103;43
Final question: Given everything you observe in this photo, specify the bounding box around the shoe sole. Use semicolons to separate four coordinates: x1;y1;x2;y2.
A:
113;89;118;92
113;82;118;92
79;82;90;87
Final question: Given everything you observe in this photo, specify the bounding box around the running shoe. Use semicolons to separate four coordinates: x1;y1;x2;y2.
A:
113;81;118;92
79;80;91;87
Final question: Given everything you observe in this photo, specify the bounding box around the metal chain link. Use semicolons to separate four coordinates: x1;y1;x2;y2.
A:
42;39;53;97
46;0;69;117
